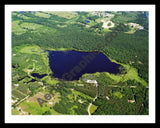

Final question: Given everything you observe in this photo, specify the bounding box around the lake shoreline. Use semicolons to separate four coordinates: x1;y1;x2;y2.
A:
47;49;122;81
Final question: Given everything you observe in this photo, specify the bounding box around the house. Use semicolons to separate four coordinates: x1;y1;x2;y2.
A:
129;23;144;30
100;13;113;18
137;26;144;30
49;102;53;105
90;11;98;15
38;82;43;86
86;80;97;84
70;88;75;90
86;80;98;87
42;86;45;89
78;99;83;103
90;12;113;18
76;84;84;86
14;84;19;87
25;113;29;115
128;99;135;103
11;99;17;104
105;96;110;100
28;90;31;93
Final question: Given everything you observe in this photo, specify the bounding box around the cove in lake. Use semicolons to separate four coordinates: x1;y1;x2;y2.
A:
48;50;122;81
31;73;47;78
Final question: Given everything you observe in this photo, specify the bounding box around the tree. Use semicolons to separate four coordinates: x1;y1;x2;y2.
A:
42;110;51;115
108;22;112;26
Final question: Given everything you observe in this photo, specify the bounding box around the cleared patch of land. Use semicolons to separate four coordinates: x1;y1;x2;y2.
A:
35;12;51;18
124;22;144;34
20;22;43;30
89;104;98;114
16;91;62;115
18;45;52;75
101;20;115;29
45;11;78;19
12;20;27;35
19;45;44;54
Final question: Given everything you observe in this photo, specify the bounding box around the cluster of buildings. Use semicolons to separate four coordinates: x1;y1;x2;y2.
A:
90;11;113;18
129;23;144;30
86;79;98;87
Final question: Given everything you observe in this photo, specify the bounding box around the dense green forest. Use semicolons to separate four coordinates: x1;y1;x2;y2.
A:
12;11;149;115
93;86;148;115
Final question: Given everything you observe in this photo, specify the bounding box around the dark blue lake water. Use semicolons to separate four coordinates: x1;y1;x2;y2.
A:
84;20;90;23
48;50;121;81
31;73;47;78
146;13;149;18
19;11;26;13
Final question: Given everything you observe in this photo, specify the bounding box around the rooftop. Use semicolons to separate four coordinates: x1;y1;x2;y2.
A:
86;80;97;84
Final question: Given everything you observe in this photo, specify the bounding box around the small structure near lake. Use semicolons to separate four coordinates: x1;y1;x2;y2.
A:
128;99;135;103
78;99;83;103
14;84;19;88
86;80;97;84
86;80;98;87
105;96;110;100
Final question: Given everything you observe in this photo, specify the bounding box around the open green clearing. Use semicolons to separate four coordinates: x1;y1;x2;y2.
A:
89;104;98;114
12;11;148;115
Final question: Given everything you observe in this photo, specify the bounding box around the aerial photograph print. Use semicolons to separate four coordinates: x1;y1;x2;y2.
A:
11;9;149;116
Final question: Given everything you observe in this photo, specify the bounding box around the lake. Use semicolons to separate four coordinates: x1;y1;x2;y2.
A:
84;20;90;23
31;73;47;78
146;12;149;18
48;50;122;81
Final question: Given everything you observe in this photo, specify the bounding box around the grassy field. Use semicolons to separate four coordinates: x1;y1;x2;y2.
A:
12;20;27;35
105;56;148;87
90;104;98;114
45;11;78;19
18;45;52;75
35;12;51;18
19;101;62;115
20;22;43;30
42;76;60;85
112;91;123;98
12;15;50;35
13;85;93;115
19;45;44;54
16;91;62;115
12;108;21;115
